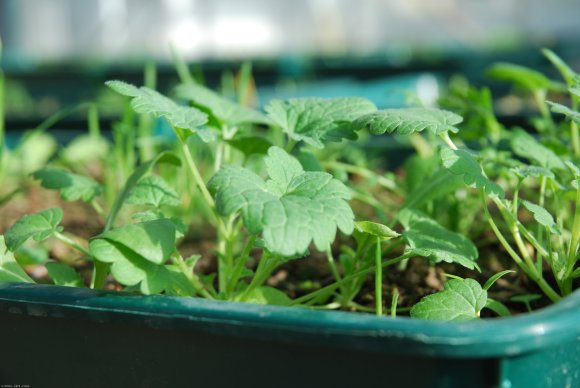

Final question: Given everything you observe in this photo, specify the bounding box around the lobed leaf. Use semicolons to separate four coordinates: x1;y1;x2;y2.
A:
126;175;181;208
208;146;354;257
521;200;560;235
265;97;376;148
5;208;64;251
398;209;479;270
441;148;504;198
175;83;271;127
0;236;34;283
511;165;555;180
351;108;463;136
547;101;580;124
510;129;566;170
32;167;102;202
410;278;487;321
106;80;209;141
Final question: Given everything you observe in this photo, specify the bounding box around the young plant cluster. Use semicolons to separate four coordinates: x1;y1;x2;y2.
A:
1;50;579;321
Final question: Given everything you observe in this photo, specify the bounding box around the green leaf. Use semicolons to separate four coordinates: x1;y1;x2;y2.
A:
227;136;273;157
209;146;354;256
399;209;479;270
483;270;515;290
175;83;270;127
410;278;487;321
511;129;566;171
89;219;176;293
126;175;181;208
485;299;511;317
46;262;83;287
542;49;577;85
547;101;580;124
355;221;400;240
5;208;64;251
32;167;102;202
91;219;176;265
511;165;555;180
486;63;559;91
106;80;209;141
239;286;291;306
402;168;464;210
265;97;376;148
441;148;504;198
105;151;181;230
521;200;560;235
0;236;34;283
351;108;463;136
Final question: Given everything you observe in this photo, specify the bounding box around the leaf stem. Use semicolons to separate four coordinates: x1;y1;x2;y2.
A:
54;232;91;257
226;235;257;295
322;161;398;191
290;252;413;306
173;251;215;299
180;142;215;209
375;237;383;316
439;132;458;150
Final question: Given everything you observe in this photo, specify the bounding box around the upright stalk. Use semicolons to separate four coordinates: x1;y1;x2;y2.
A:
375;237;383;316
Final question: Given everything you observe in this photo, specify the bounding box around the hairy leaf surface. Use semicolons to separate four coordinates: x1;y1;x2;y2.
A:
175;83;270;127
106;80;210;140
399;209;479;270
265;97;376;148
127;175;181;208
441;148;504;198
547;101;580;124
209;146;354;256
32;167;102;202
510;129;566;170
410;278;487;321
521;200;560;235
351;108;462;135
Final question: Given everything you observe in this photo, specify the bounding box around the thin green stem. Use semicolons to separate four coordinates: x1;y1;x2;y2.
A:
87;104;100;139
226;235;257;295
390;288;399;318
173;252;215;299
326;247;342;283
180;142;215;209
170;44;195;85
439;132;458;150
564;185;580;283
482;191;561;302
239;251;281;301
290;252;413;306
375;237;383;316
54;232;91;257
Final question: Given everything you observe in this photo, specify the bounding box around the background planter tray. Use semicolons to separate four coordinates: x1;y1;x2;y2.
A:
0;282;579;387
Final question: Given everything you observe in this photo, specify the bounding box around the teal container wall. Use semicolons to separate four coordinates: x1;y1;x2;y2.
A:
0;283;579;387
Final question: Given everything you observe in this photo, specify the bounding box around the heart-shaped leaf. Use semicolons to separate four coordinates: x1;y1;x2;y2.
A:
521;200;560;235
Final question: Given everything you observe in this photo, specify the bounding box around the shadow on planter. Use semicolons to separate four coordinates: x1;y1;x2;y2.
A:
0;282;578;388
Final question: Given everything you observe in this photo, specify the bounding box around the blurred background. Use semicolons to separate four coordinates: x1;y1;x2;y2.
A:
1;0;580;130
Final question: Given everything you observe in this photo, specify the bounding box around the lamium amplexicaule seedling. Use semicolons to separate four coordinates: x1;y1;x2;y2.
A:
1;49;579;321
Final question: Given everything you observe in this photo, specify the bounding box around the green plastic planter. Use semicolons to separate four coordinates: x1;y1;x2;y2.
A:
0;283;579;388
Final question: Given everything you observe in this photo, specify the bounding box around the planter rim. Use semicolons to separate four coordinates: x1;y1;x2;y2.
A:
1;282;578;358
